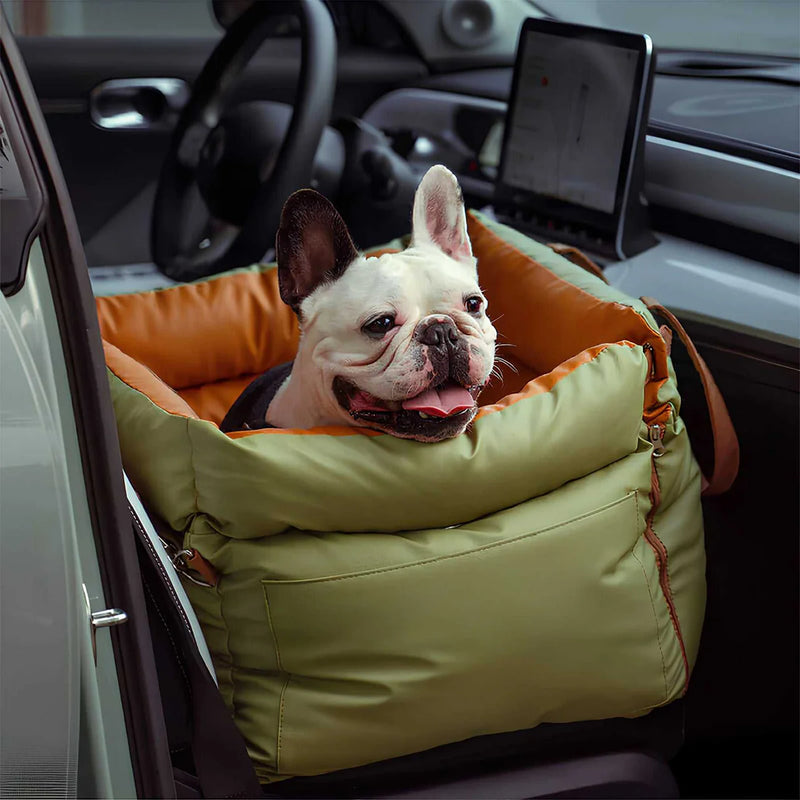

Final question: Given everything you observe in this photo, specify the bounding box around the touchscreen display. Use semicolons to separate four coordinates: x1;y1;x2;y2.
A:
501;31;640;214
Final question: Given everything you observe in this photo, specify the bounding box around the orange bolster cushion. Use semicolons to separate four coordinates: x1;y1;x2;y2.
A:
97;217;668;427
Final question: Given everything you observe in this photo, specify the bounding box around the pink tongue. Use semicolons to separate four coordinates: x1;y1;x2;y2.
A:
402;385;474;417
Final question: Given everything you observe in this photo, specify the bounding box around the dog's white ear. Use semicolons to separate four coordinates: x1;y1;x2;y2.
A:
276;189;359;311
411;165;473;267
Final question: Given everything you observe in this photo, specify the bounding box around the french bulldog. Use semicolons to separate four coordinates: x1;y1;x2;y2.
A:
220;165;496;442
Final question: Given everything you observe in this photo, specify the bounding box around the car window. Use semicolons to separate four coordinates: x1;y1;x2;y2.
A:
3;0;221;38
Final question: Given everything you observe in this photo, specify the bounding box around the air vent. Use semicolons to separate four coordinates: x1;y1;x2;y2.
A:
441;0;497;49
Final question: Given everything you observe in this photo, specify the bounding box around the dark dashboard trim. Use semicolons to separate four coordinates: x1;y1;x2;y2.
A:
649;120;800;174
649;205;799;273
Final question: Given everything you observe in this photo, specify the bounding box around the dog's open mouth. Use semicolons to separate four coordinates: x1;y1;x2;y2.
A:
333;377;481;441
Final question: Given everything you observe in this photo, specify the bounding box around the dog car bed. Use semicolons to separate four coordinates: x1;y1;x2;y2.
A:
97;211;732;783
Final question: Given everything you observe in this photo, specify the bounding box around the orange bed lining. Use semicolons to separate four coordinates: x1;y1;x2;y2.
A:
97;215;670;431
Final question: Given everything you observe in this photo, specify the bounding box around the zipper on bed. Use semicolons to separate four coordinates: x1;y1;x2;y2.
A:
643;458;690;694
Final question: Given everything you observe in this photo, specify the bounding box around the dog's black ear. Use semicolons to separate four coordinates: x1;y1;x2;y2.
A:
276;189;359;312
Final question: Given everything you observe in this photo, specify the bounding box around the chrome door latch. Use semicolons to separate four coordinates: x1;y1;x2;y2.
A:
85;582;128;664
91;608;129;630
90;608;128;664
81;583;128;666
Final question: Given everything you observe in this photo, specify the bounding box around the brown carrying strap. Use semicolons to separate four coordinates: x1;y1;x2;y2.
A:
641;297;740;496
183;549;220;588
547;243;609;284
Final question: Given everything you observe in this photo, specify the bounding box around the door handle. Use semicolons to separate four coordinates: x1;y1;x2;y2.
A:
89;78;190;131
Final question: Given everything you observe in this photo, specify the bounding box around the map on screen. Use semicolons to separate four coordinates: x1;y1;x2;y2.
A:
501;31;639;214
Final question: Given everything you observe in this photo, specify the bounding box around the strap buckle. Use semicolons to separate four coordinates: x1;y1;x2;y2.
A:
159;536;219;588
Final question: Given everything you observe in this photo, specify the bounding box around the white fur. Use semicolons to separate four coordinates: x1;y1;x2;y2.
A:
266;167;496;436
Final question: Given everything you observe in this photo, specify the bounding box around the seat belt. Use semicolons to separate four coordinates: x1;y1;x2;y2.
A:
126;482;263;799
125;476;217;676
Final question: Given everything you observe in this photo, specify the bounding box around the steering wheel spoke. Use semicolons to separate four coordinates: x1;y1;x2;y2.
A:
177;121;212;170
152;0;337;281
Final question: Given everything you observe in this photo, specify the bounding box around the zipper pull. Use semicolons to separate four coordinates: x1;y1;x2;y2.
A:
649;423;666;457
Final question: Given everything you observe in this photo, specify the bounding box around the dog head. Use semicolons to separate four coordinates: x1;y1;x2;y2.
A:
271;165;496;442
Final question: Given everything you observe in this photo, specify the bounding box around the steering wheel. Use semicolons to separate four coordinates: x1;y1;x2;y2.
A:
151;0;337;282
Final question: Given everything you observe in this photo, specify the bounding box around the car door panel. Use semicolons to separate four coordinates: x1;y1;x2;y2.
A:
3;21;180;792
18;36;427;264
0;44;137;795
0;247;84;798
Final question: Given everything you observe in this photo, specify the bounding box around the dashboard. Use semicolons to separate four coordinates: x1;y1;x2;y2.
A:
362;85;799;346
92;81;799;348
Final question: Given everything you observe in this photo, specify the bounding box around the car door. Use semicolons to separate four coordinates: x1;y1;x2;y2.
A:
0;16;175;797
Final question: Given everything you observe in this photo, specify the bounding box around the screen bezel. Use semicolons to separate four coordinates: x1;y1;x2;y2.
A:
495;17;653;238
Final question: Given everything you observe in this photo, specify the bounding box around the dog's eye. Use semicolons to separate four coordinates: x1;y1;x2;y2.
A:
362;314;396;337
465;296;483;315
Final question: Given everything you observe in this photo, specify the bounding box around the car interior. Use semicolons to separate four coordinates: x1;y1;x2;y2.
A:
2;0;798;797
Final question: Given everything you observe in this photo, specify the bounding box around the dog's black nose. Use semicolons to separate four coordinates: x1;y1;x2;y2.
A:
418;319;459;349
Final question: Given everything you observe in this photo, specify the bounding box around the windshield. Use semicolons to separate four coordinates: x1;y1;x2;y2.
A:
530;0;800;59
